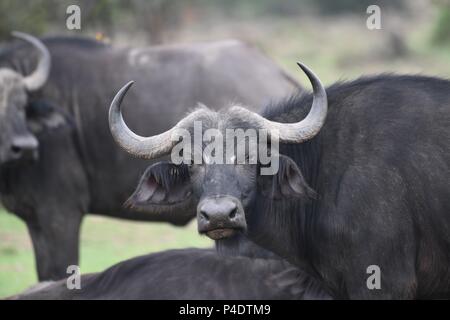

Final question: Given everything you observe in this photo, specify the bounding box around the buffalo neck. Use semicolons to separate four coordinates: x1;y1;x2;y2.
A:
248;92;324;276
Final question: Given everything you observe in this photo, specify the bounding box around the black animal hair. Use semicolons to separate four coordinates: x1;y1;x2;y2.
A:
262;74;450;122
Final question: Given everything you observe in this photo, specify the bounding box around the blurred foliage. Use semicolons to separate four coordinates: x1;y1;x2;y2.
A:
196;0;407;16
0;0;190;43
0;0;411;42
432;0;450;45
304;0;406;15
0;0;49;39
0;0;126;39
129;0;187;43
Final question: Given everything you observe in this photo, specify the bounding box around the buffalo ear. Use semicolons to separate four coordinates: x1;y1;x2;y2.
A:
125;161;194;214
258;155;317;200
26;100;72;134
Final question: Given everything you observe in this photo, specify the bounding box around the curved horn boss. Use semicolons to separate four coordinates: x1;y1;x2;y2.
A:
109;63;327;159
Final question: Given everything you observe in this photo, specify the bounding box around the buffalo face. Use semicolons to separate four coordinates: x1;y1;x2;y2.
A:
0;32;51;165
111;63;327;240
127;154;315;240
198;157;318;240
187;158;256;240
0;69;38;163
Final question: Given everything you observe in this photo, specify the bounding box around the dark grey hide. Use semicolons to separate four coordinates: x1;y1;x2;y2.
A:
8;248;331;300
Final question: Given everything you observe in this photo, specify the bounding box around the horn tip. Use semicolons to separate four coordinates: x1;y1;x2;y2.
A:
296;61;310;73
111;81;135;111
296;62;325;90
121;81;135;93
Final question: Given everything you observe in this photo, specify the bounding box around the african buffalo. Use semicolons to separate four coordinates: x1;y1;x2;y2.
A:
110;63;450;299
0;32;299;281
9;248;330;300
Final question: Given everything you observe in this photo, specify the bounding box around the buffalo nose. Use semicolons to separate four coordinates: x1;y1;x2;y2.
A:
10;135;39;160
199;198;238;223
197;196;247;239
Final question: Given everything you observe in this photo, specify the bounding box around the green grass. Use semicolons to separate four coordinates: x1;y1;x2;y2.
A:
0;209;211;298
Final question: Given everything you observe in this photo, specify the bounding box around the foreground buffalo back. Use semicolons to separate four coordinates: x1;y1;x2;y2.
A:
0;35;299;280
9;248;330;300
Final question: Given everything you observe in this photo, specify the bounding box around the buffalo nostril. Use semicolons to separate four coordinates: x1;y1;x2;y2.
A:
200;210;210;221
10;145;22;155
229;206;237;219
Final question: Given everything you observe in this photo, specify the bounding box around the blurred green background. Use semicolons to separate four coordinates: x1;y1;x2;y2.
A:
1;0;450;298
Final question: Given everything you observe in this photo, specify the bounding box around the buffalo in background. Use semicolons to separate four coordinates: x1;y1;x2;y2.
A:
0;32;299;280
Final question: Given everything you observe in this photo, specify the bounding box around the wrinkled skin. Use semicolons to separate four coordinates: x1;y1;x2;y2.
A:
0;35;299;280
